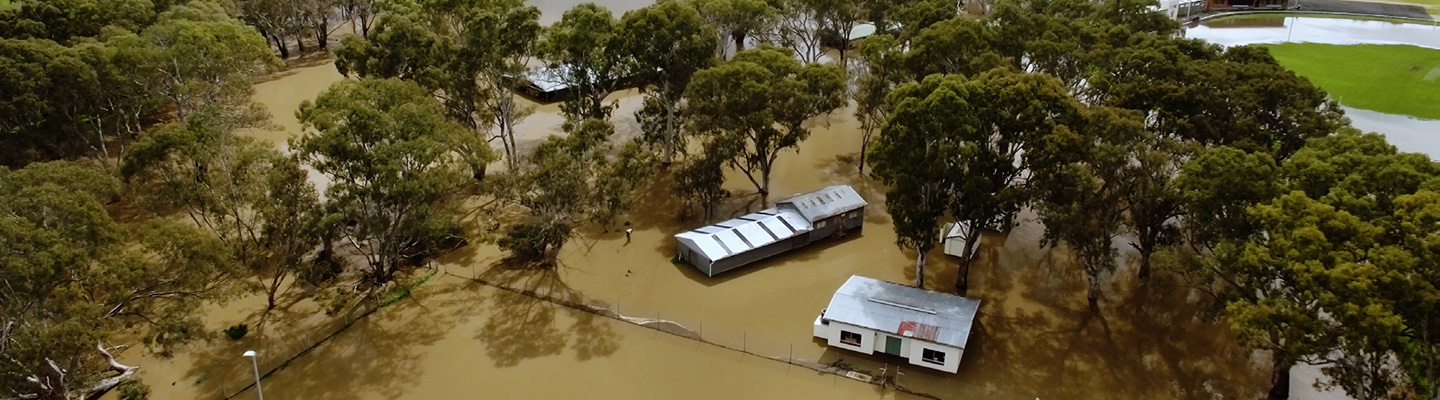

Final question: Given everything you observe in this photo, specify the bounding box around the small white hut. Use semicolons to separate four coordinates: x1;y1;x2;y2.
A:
941;222;981;258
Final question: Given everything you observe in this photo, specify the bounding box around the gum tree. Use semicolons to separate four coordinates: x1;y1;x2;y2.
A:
614;0;718;165
295;78;487;285
684;46;845;204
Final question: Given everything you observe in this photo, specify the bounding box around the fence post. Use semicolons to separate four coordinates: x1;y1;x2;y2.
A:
789;343;793;364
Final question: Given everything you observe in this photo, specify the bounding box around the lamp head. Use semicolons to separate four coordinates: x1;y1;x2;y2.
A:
243;350;257;358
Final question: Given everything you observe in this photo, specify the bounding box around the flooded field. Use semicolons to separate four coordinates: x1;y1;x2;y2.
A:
1345;106;1440;158
530;0;651;23
132;278;926;400
180;54;1277;400
1188;15;1440;49
248;60;345;149
120;2;1306;396
1186;16;1440;157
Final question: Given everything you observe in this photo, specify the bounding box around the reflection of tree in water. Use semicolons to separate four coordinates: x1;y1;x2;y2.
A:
470;259;620;367
184;286;458;400
812;227;1267;399
570;313;620;361
952;234;1267;400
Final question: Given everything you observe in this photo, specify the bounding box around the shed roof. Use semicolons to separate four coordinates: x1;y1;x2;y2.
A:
823;275;981;349
777;185;868;223
675;209;812;262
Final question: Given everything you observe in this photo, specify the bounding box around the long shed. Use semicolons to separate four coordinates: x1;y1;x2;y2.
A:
674;185;867;276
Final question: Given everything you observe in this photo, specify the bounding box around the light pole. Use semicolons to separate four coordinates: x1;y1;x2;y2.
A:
242;350;264;400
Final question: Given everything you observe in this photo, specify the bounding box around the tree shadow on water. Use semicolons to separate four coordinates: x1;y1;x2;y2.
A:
950;235;1268;400
570;312;620;362
175;284;437;400
216;285;459;400
468;258;621;368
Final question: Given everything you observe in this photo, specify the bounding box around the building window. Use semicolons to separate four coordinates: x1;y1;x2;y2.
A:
817;220;828;229
922;349;946;365
840;330;862;346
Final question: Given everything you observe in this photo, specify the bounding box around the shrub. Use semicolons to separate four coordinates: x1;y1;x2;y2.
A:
497;222;572;262
117;380;151;400
223;324;248;341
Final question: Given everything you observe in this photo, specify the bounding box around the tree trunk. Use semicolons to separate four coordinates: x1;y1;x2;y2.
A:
317;19;329;49
858;127;871;174
1086;271;1100;309
1137;248;1153;279
1421;318;1436;400
759;165;772;206
955;230;981;293
661;82;677;165
266;274;281;310
915;250;927;288
296;36;305;53
271;34;289;58
1268;355;1291;400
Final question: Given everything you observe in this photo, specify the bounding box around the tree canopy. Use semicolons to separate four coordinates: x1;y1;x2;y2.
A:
684;45;845;204
295;78;485;285
1;161;241;400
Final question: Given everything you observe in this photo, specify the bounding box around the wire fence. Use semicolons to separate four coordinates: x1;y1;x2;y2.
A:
461;273;1018;400
201;271;1015;400
209;299;383;399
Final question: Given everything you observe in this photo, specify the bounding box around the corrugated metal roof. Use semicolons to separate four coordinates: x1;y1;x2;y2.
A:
778;185;868;222
822;275;981;349
675;209;813;262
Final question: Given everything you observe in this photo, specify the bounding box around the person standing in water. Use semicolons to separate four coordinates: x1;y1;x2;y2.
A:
625;228;633;245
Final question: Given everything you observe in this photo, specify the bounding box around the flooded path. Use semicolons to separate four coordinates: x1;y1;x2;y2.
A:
1187;15;1440;49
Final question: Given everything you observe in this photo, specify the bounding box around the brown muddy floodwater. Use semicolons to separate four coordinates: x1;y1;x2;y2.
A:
248;61;345;149
124;47;1271;398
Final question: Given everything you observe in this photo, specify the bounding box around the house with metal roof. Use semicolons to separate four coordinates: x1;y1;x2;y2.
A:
813;275;981;373
674;185;867;277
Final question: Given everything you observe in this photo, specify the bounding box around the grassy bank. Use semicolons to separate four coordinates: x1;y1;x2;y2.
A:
1261;43;1440;120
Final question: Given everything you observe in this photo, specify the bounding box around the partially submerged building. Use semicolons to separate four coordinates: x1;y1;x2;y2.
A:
813;275;981;373
674;185;866;276
941;222;980;258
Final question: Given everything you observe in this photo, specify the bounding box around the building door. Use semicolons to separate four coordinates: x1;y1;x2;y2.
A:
884;336;903;356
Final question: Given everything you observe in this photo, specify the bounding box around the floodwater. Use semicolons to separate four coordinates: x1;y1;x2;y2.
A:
205;59;1272;400
1187;15;1440;49
129;5;1282;397
130;278;926;400
248;60;345;150
530;0;652;23
1345;106;1440;159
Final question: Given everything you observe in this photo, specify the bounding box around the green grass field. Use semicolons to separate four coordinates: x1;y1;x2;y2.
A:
1261;43;1440;120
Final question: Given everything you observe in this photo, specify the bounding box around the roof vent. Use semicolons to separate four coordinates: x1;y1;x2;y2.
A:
868;298;936;315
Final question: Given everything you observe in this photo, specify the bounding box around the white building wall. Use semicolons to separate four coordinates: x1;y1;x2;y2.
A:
814;317;963;373
905;340;962;373
814;320;876;355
